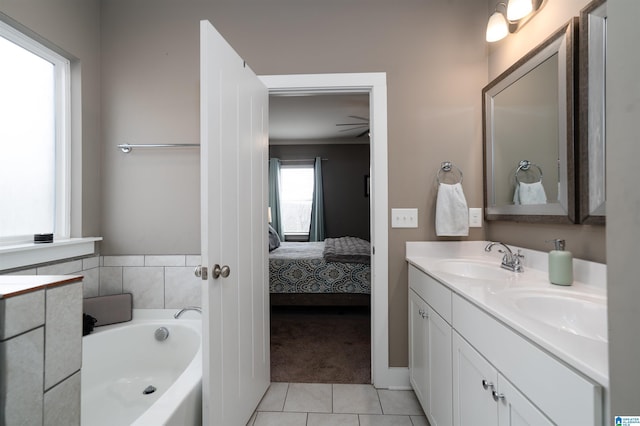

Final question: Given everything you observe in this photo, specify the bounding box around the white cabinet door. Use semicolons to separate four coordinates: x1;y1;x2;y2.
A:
453;332;552;426
409;289;453;426
409;289;429;408
427;304;452;426
453;332;498;426
497;377;553;426
200;20;270;426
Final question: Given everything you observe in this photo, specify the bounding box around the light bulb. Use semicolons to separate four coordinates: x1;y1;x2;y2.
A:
486;11;509;42
507;0;533;21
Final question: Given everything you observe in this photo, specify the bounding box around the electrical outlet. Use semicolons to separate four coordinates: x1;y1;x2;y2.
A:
469;208;483;227
391;208;418;228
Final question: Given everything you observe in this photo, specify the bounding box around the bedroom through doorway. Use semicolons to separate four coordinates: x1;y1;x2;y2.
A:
267;92;373;384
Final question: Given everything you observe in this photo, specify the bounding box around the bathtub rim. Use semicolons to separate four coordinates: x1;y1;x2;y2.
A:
82;309;202;426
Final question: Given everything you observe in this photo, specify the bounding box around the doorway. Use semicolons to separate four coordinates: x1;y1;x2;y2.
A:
268;92;372;383
260;73;398;388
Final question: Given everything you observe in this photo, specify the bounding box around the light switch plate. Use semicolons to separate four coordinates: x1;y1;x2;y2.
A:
469;208;483;227
391;208;418;228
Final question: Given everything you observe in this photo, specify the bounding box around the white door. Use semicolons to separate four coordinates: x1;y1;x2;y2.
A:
200;20;270;426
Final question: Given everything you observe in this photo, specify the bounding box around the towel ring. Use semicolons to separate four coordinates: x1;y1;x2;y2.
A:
437;161;463;184
514;160;543;184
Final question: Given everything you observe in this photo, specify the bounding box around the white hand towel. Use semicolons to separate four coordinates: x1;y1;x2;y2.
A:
514;181;547;205
436;182;469;236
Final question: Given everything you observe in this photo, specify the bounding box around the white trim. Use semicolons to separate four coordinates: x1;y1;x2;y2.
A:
260;73;405;389
0;237;102;271
55;49;72;239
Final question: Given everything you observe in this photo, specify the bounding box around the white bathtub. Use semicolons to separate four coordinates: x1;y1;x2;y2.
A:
81;309;202;426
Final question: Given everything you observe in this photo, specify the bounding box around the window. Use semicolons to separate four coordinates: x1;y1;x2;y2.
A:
279;165;314;235
0;20;70;244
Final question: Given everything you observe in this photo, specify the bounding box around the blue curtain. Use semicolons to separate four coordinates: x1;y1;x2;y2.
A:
268;158;284;240
309;157;326;242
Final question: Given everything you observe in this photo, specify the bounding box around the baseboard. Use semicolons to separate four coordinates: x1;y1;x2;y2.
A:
373;367;411;390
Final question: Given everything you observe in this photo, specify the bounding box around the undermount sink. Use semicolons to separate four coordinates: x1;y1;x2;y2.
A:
498;288;607;342
432;259;515;281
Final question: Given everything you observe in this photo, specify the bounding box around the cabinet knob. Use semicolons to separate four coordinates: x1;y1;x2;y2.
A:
492;390;505;401
481;379;494;390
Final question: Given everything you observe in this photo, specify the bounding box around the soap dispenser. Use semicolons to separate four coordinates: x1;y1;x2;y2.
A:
547;239;573;286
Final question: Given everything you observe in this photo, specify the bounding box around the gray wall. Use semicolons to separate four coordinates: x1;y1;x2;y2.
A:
100;0;489;366
0;0;102;238
269;143;370;241
607;0;640;417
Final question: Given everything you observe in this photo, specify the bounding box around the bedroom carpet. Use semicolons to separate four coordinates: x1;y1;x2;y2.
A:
270;306;371;384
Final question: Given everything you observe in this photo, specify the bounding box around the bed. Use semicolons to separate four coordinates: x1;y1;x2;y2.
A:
268;236;371;306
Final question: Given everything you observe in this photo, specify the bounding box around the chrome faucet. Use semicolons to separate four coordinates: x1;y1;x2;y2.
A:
484;242;524;273
174;306;202;319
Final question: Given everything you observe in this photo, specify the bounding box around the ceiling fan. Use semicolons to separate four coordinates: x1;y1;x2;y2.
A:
336;115;370;137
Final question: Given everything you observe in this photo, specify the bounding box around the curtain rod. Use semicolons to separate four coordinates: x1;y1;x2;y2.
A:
275;158;328;162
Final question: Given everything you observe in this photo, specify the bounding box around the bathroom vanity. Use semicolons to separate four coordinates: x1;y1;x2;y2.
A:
406;241;607;426
0;275;83;426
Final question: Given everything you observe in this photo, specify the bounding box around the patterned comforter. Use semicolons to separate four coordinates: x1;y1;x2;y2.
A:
269;242;371;294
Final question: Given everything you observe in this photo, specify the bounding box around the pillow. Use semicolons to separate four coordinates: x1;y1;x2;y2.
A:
268;225;281;251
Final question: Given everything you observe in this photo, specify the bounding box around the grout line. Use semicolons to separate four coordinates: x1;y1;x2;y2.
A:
376;388;384;414
281;382;290;412
331;383;334;413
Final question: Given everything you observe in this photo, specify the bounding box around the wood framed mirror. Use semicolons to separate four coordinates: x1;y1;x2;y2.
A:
483;18;578;223
579;0;607;224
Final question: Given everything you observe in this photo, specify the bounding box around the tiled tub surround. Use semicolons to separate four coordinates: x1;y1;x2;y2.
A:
100;255;202;308
0;276;83;426
2;254;202;309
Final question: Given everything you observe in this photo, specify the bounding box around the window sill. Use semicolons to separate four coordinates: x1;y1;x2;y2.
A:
284;233;310;242
0;237;102;272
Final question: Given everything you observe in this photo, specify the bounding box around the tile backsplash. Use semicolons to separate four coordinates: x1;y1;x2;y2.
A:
2;254;202;309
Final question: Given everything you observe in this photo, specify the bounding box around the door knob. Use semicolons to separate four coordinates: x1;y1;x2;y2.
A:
212;264;231;279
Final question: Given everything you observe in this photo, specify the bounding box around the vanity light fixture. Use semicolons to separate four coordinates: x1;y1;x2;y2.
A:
486;3;509;42
506;0;533;21
486;0;545;43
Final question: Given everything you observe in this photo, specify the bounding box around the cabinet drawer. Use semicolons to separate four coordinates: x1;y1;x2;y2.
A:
409;265;451;323
452;294;602;426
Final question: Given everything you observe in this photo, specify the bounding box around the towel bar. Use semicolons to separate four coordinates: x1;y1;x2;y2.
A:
117;143;200;153
437;161;463;184
515;160;543;183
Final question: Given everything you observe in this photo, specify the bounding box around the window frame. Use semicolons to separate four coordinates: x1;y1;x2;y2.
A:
0;19;71;244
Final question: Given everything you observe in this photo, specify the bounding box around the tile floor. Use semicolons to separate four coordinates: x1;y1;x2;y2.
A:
247;383;428;426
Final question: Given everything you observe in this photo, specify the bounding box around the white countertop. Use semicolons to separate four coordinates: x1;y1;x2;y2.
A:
0;275;83;299
406;241;608;388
